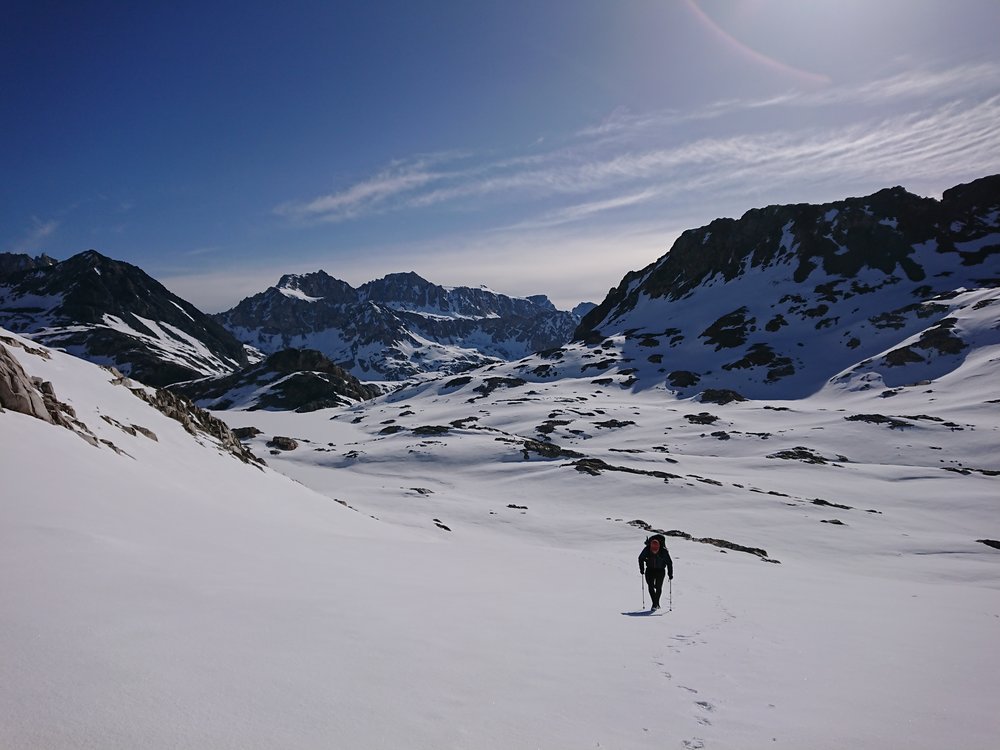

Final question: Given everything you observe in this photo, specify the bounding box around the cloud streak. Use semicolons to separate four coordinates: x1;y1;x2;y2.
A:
10;216;60;251
497;189;663;232
576;63;1000;141
274;162;442;223
275;65;1000;232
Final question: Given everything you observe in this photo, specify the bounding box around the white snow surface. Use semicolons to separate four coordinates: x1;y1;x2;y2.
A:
2;326;999;749
278;286;324;302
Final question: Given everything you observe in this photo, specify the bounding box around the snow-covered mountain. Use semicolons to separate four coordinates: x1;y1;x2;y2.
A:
215;270;588;381
574;174;1000;398
3;175;999;749
0;250;250;386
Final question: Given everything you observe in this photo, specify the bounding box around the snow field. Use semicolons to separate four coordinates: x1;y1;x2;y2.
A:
2;329;999;748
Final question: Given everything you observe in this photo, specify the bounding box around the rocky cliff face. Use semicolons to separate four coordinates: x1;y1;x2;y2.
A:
0;250;250;387
0;253;57;278
216;271;584;381
0;335;61;424
570;174;1000;398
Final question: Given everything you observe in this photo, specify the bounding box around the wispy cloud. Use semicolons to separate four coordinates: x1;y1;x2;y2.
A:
437;97;999;212
754;62;1000;110
575;63;1000;141
12;216;60;251
275;163;438;222
274;152;476;223
498;189;663;231
274;65;1000;232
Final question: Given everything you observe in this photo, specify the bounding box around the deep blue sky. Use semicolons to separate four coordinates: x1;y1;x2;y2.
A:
3;0;1000;311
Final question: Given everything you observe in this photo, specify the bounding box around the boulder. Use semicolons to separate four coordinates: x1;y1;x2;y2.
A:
0;343;52;422
266;436;299;451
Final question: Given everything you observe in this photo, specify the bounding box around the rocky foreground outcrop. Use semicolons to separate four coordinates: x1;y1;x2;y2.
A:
0;336;62;424
1;334;262;465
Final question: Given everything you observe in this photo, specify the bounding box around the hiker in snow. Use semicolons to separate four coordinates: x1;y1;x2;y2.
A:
638;535;673;611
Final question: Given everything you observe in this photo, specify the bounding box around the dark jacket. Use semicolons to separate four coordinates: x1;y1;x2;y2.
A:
639;546;673;578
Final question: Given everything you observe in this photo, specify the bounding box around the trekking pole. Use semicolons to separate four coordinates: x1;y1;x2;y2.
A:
669;578;673;612
641;572;645;609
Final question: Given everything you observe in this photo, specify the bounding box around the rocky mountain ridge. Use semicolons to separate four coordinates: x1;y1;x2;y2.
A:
566;174;1000;398
0;250;250;387
0;252;57;277
216;270;588;381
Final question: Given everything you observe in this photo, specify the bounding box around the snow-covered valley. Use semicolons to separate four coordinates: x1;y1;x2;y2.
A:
4;175;1000;749
3;321;998;749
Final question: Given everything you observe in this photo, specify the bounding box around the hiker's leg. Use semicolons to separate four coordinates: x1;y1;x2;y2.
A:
651;570;665;607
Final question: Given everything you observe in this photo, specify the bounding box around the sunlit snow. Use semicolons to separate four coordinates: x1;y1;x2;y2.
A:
2;325;998;749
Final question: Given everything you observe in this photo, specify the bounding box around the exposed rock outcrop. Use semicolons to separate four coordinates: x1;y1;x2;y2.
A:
266;436;299;451
0;340;53;423
1;336;100;446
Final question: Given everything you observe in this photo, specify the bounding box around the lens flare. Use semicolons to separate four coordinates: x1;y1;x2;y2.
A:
683;0;831;87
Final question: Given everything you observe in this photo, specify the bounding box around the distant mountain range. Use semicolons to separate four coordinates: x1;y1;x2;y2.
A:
0;251;593;407
3;174;996;406
213;270;588;381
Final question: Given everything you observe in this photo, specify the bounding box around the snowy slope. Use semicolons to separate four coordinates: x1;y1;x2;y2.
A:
4;267;1000;750
217;293;1000;750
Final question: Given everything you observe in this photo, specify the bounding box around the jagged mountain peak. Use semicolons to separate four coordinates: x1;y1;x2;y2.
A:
74;248;111;264
358;271;439;306
272;270;357;304
0;252;59;280
369;270;432;285
526;294;556;311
